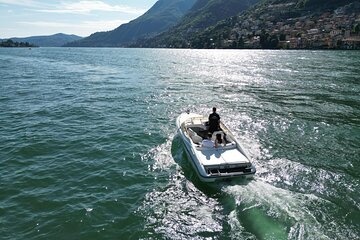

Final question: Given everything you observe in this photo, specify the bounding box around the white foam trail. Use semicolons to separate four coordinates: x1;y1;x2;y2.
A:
138;175;223;239
139;120;225;238
224;180;334;240
141;134;176;172
217;111;358;239
227;209;257;240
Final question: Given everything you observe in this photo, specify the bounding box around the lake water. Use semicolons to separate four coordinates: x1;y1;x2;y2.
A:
0;48;359;240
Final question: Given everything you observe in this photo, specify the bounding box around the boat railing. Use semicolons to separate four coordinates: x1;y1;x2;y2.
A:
219;122;233;137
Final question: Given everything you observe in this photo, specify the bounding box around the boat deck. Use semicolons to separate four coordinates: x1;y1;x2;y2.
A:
194;146;249;167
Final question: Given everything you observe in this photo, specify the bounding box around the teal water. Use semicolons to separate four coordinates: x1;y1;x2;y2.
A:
0;48;359;240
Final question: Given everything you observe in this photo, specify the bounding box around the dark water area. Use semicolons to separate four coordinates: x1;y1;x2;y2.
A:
0;48;359;239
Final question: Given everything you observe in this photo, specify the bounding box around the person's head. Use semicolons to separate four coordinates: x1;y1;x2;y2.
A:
212;107;216;113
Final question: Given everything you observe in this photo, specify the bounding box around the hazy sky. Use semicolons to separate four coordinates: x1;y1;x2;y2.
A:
0;0;158;38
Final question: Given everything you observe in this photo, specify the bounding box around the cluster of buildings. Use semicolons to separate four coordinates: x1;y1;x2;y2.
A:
227;5;360;49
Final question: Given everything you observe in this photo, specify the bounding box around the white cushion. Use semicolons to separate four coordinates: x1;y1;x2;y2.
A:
212;131;224;141
192;134;203;144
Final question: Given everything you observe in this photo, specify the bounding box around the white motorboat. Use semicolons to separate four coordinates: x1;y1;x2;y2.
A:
176;112;256;182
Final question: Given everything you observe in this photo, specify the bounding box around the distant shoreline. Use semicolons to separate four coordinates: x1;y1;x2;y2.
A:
1;46;358;51
0;39;37;48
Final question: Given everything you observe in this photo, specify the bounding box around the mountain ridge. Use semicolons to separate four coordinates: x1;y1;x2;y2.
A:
65;0;196;47
136;0;360;49
134;0;261;48
3;33;82;47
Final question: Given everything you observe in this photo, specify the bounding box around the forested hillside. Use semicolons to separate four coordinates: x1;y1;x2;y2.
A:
135;0;360;49
65;0;196;47
134;0;261;48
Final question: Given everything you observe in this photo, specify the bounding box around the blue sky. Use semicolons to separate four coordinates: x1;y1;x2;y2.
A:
0;0;158;38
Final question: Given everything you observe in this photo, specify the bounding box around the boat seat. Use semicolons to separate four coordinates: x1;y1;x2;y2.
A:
187;124;207;130
211;131;224;141
192;135;203;144
188;128;203;144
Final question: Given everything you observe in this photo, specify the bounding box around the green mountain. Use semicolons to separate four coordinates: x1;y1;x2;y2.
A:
135;0;360;49
191;0;360;49
135;0;261;48
65;0;196;47
7;33;82;47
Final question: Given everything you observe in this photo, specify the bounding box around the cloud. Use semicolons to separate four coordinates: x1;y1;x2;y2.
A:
19;19;129;36
21;19;127;28
0;0;146;15
0;0;51;8
0;0;35;6
38;1;146;15
1;1;150;37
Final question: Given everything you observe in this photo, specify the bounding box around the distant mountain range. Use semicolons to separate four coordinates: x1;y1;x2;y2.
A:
1;33;82;47
65;0;196;47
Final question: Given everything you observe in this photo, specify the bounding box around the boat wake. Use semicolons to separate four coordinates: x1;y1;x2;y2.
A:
138;110;358;239
223;180;331;240
139;135;224;239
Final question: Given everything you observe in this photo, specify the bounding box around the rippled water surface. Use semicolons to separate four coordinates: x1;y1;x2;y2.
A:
0;48;359;240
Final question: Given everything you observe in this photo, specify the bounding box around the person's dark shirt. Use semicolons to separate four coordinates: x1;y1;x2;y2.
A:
208;112;220;133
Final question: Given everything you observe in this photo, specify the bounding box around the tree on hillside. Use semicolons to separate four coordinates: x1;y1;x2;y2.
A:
260;31;279;49
353;23;360;35
0;39;36;47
